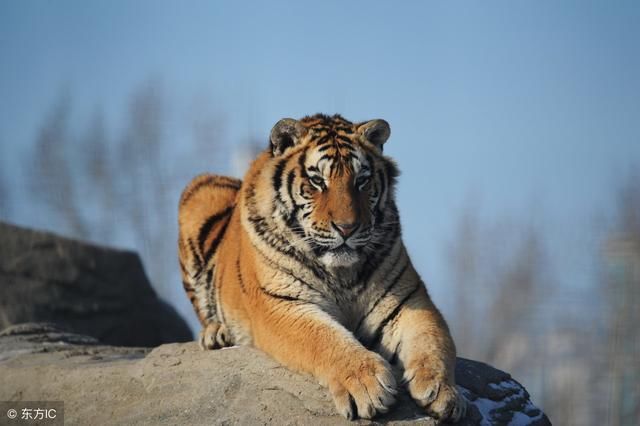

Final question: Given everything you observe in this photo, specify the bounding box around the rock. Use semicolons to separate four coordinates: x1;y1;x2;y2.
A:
0;222;192;347
0;323;550;425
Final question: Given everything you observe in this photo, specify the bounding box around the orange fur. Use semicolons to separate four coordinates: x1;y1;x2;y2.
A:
178;114;465;421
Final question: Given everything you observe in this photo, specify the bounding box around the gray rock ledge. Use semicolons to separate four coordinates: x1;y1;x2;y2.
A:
0;323;550;425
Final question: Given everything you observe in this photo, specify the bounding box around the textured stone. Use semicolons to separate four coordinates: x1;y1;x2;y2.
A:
0;323;551;425
0;221;192;347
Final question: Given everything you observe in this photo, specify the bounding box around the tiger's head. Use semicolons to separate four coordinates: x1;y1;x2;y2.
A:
267;114;399;269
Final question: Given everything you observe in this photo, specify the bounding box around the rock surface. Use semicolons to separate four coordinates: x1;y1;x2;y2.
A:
0;222;192;347
0;323;551;425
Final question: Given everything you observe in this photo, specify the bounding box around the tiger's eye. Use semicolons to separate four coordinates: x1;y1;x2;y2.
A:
356;175;370;189
310;175;324;187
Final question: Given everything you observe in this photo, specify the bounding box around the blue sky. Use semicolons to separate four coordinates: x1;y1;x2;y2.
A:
1;1;639;317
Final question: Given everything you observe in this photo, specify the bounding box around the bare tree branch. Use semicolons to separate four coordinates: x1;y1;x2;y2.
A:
29;92;88;237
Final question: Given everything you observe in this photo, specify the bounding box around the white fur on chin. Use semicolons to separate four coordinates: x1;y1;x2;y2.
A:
319;250;359;268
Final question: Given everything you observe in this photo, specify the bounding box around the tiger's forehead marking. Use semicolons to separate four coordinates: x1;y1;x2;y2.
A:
297;114;373;178
300;113;355;132
306;142;369;178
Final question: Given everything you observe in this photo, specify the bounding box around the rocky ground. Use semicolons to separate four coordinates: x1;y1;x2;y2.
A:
0;222;551;425
0;323;550;425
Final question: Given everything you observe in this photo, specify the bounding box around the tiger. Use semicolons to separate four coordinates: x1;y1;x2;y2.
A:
178;114;466;422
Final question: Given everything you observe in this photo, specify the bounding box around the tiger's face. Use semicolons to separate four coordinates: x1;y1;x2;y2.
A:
269;114;398;268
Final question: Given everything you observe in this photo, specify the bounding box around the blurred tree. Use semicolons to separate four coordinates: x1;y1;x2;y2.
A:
19;82;228;313
116;83;173;297
602;176;640;425
29;92;89;237
446;203;575;421
81;109;114;243
447;206;482;357
447;205;548;363
485;227;546;362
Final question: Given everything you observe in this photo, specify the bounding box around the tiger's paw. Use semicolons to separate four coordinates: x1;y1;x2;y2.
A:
327;352;397;420
403;362;466;422
198;321;231;350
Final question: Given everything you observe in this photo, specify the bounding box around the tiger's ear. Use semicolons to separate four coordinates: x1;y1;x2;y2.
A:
358;119;391;151
270;118;308;156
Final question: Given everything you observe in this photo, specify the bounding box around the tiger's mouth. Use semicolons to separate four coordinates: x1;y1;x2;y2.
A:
312;241;353;254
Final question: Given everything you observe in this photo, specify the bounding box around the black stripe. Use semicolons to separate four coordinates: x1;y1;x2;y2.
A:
310;125;330;133
258;285;303;303
314;135;332;146
180;176;241;205
377;168;387;198
202;217;230;265
318;153;333;163
298;151;308;177
335;126;354;134
198;206;234;252
204;267;215;320
272;158;289;220
215;176;242;186
179;260;188;276
244;161;329;283
390;341;401;365
317;143;334;152
247;212;328;281
188;238;203;271
286;170;296;204
236;257;247;294
285;170;304;235
206;268;214;291
183;280;196;304
359;223;400;284
252;242;327;300
335;134;352;143
365;154;374;169
374;168;387;213
273;158;287;194
344;153;358;162
207;182;242;191
364;285;420;349
182;279;194;292
355;259;409;332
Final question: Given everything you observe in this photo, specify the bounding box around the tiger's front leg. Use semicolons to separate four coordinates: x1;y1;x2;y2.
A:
251;300;398;420
388;286;466;422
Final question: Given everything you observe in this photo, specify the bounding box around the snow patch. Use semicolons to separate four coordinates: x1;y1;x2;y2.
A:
460;380;544;426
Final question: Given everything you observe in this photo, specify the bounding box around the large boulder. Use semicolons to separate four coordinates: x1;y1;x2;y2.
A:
0;323;551;425
0;222;192;346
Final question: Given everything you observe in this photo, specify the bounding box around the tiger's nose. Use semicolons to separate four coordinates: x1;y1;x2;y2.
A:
332;221;359;238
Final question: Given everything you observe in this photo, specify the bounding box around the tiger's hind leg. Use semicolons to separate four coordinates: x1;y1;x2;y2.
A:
198;321;232;350
178;174;241;350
